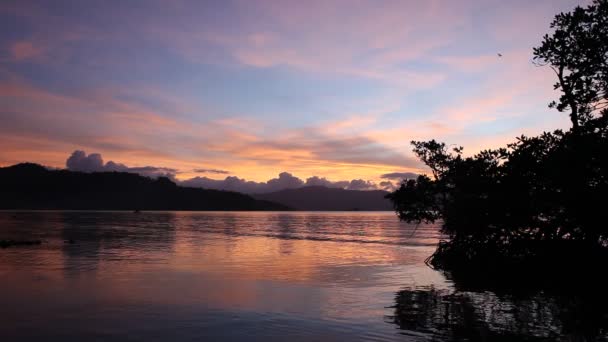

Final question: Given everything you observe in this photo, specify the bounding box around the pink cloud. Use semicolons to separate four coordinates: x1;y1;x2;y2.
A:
1;0;583;183
0;76;422;182
144;0;468;89
434;54;499;73
10;41;43;60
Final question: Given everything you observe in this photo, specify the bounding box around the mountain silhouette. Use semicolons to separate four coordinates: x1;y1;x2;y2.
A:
253;186;392;211
0;163;287;211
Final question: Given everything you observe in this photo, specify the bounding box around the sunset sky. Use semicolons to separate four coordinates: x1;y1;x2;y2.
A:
0;0;586;191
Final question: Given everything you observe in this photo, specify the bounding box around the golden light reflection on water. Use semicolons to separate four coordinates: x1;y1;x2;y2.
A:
0;211;449;341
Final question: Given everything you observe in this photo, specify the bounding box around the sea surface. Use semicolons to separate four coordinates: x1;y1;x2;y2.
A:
0;211;606;341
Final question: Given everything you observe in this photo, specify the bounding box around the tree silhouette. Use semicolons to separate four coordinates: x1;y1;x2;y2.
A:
533;0;608;132
387;0;608;276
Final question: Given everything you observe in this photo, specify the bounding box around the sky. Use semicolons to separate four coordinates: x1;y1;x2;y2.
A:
0;0;588;192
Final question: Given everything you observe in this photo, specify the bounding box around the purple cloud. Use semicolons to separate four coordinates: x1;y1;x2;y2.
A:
193;168;230;174
64;150;387;194
66;150;177;179
180;173;382;194
379;180;397;192
305;176;348;188
380;172;419;180
66;150;104;172
346;179;377;191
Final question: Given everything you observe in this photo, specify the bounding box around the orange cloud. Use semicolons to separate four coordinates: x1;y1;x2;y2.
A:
0;76;423;184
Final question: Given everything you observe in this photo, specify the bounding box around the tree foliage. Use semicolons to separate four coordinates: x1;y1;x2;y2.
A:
533;0;608;131
388;0;608;270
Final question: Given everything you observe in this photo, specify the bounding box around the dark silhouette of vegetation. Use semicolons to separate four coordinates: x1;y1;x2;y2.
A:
0;163;288;211
533;0;608;132
387;0;608;276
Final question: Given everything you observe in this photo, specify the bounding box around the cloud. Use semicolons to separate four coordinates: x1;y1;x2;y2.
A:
183;171;308;193
378;172;422;191
1;0;577;182
66;150;177;178
180;172;383;194
186;0;461;88
305;176;348;188
64;150;384;194
193;168;230;174
345;179;377;191
267;172;304;190
380;172;419;180
380;180;397;192
0;79;421;177
10;41;43;61
180;172;304;193
180;176;264;193
66;150;103;172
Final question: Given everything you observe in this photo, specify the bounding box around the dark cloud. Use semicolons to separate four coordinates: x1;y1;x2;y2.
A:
267;172;304;190
66;150;177;179
181;176;264;193
181;172;307;194
305;176;348;188
180;172;385;194
125;166;178;174
380;172;419;180
305;175;333;187
380;180;397;191
240;129;420;169
346;179;377;191
193;168;230;174
64;150;386;194
66;150;104;172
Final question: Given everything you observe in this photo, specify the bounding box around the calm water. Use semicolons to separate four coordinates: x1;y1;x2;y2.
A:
1;211;606;341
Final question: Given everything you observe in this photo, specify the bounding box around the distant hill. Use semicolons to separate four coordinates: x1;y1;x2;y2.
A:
0;163;287;211
253;186;393;211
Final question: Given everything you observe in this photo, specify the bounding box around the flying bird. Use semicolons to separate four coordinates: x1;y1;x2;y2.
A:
497;53;503;57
